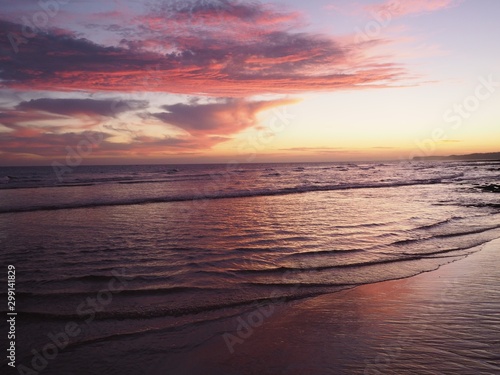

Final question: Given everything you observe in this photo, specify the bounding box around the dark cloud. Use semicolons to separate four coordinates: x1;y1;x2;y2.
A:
0;98;149;139
0;129;218;162
0;19;162;84
152;98;298;135
16;98;148;117
0;131;110;156
149;0;298;26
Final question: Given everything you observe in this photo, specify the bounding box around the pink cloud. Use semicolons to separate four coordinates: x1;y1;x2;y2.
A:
0;96;299;162
152;98;299;136
0;0;408;96
0;0;423;163
367;0;457;18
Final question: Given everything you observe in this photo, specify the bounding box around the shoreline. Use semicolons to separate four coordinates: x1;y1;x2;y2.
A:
9;240;500;375
166;238;500;374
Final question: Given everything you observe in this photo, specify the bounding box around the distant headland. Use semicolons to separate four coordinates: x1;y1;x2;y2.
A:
413;152;500;161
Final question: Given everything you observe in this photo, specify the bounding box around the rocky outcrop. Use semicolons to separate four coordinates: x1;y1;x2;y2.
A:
477;184;500;193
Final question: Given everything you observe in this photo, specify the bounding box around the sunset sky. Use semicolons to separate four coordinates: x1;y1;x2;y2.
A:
0;0;499;165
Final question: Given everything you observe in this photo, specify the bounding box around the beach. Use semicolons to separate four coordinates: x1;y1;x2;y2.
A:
1;161;499;374
35;239;500;375
163;238;500;375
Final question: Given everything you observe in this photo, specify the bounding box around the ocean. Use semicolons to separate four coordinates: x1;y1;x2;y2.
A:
1;160;500;374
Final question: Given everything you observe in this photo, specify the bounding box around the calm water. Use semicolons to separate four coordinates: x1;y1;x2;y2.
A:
1;161;499;374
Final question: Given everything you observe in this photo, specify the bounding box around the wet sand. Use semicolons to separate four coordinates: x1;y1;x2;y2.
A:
34;239;500;375
168;239;500;375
